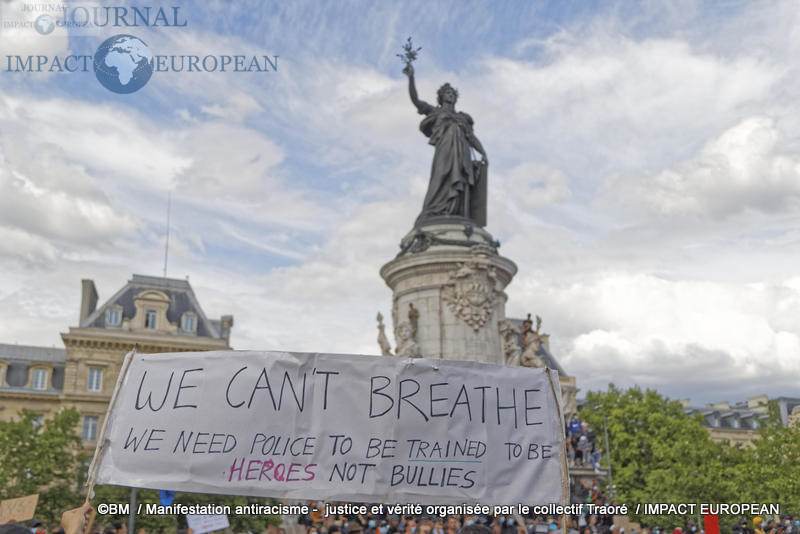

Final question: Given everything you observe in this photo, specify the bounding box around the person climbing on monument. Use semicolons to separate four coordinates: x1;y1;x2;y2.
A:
403;61;488;226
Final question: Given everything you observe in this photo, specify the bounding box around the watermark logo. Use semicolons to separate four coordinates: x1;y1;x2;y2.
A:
34;14;55;35
5;3;188;35
4;4;278;95
93;34;153;94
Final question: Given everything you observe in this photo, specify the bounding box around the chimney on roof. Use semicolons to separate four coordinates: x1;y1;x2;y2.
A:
220;315;234;345
79;279;98;325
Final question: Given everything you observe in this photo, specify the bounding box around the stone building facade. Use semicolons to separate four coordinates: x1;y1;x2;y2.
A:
0;274;232;448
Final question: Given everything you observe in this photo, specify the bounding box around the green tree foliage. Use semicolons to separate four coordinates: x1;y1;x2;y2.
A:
581;386;800;528
736;402;800;512
0;408;87;525
581;386;732;527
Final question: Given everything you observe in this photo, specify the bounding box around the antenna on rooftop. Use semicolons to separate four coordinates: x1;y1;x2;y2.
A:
163;191;171;278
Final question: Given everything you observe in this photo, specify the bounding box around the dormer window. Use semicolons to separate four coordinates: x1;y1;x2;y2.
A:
145;309;157;329
106;306;122;327
181;312;197;334
132;289;173;332
32;368;48;390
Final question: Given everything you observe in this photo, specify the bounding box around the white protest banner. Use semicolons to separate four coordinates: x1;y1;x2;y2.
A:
186;514;230;534
90;351;568;504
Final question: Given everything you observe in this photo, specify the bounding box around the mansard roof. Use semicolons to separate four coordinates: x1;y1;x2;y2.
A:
81;274;225;340
0;343;66;392
0;343;66;363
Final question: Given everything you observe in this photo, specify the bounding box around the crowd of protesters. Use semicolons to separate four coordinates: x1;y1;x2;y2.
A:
565;416;603;473
295;486;800;534
1;498;798;534
296;504;602;534
294;483;618;534
0;516;133;534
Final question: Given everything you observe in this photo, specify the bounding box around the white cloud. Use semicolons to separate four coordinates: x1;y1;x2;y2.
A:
508;272;800;400
0;94;191;190
471;36;781;178
0;105;141;253
0;227;58;263
604;116;800;218
172;120;285;198
200;92;264;121
503;163;572;211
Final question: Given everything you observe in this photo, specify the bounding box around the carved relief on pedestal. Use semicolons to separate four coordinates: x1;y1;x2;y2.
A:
442;246;498;331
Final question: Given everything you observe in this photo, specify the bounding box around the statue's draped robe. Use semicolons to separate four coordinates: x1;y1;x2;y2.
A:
415;103;478;224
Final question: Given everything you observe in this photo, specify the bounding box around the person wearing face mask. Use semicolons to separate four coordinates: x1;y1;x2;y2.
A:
501;518;518;534
459;524;492;534
348;522;365;534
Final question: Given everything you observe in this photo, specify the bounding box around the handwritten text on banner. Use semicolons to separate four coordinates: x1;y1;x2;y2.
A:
91;351;567;504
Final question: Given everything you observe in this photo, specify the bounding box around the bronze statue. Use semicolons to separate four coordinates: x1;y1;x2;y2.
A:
400;39;488;227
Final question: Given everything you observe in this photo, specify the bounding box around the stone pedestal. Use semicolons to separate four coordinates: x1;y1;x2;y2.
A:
380;221;517;364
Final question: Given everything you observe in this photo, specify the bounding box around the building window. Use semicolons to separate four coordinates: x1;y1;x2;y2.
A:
32;415;44;429
82;416;99;441
182;313;196;333
32;368;48;390
88;368;103;392
106;308;121;326
145;309;157;329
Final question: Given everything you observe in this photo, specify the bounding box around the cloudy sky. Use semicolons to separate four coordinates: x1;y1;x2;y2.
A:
1;0;799;405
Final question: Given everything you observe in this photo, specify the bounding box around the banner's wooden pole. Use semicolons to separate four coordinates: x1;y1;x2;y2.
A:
84;507;96;534
546;367;570;534
85;345;138;503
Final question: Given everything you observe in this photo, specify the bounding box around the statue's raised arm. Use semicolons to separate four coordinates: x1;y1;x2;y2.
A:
403;64;433;115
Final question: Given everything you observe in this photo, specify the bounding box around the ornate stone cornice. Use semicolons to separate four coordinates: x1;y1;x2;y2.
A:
61;328;230;354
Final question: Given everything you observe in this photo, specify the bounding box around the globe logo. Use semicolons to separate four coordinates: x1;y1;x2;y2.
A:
93;34;154;94
34;14;56;35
